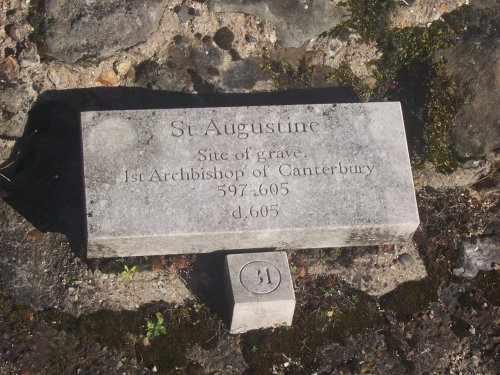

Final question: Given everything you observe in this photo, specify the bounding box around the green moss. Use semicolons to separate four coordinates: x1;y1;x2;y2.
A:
372;21;463;172
326;63;372;101
388;24;455;65
410;151;426;170
329;0;396;42
328;4;476;172
371;21;459;95
339;0;395;41
422;72;461;172
260;57;313;90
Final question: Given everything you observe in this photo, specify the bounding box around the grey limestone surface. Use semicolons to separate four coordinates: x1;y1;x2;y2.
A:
224;251;295;333
32;0;166;63
207;0;351;48
81;102;419;257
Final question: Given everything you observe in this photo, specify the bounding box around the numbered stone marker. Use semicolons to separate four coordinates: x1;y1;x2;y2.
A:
81;102;419;257
225;251;295;333
239;261;281;294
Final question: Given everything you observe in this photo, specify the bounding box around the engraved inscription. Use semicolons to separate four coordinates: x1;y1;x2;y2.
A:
170;119;321;139
122;144;376;220
239;261;281;294
120;114;377;221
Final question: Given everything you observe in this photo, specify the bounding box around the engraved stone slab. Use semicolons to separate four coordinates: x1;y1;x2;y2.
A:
224;251;295;333
81;102;419;257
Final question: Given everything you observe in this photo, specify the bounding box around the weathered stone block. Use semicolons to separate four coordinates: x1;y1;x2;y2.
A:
81;102;419;257
32;0;166;63
208;0;350;48
224;251;295;333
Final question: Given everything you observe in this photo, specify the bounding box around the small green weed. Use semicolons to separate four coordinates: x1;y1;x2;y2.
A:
289;263;298;273
250;344;258;353
191;302;205;312
349;294;361;309
121;265;137;281
320;286;337;298
145;312;167;341
300;337;311;351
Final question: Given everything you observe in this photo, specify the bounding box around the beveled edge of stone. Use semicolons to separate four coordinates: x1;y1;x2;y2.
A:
87;222;419;258
393;101;421;227
229;300;296;334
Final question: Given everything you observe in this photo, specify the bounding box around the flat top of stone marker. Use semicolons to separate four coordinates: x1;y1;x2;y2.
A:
81;102;418;240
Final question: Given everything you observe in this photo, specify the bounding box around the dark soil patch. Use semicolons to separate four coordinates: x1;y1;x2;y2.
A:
41;300;226;372
380;277;440;321
241;276;385;371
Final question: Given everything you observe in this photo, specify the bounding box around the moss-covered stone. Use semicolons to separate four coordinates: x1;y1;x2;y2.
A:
339;0;395;42
328;6;472;172
422;72;461;171
371;20;464;172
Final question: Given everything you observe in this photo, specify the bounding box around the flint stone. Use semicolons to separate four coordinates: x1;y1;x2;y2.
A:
81;102;419;258
225;251;295;333
31;0;166;63
177;5;195;23
453;236;500;278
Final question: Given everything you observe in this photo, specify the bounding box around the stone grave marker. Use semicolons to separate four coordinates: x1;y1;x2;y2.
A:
81;102;419;332
81;102;419;258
